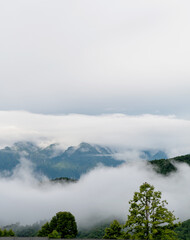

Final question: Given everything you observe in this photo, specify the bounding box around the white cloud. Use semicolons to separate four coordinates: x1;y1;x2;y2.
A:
0;111;190;157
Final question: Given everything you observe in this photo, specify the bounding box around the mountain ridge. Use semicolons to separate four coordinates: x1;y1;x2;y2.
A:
0;141;186;179
0;141;123;179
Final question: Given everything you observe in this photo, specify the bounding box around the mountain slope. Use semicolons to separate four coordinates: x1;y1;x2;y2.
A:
0;142;124;179
150;154;190;175
0;141;188;178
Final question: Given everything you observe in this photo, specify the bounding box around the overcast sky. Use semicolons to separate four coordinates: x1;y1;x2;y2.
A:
1;0;190;116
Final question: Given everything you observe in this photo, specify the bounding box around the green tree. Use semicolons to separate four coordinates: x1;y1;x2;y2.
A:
38;211;78;238
7;229;15;236
48;230;61;238
54;211;77;238
103;220;124;239
3;229;8;236
37;222;51;237
124;182;179;240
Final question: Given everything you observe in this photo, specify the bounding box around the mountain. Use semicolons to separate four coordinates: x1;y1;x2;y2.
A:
0;141;186;179
141;150;167;160
0;142;124;179
150;154;190;175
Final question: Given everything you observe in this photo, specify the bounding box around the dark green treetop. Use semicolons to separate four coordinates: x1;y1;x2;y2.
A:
38;211;77;238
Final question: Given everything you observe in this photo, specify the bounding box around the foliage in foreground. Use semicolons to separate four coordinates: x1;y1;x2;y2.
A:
0;228;15;237
104;182;180;240
37;211;77;238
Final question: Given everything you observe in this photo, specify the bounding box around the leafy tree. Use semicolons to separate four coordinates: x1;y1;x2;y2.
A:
103;220;124;239
37;222;51;237
3;229;8;236
124;182;180;240
0;229;15;237
38;211;77;238
48;230;61;238
55;211;78;238
7;229;15;236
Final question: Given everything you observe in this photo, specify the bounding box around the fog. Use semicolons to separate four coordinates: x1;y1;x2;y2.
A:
0;157;189;228
1;111;190;157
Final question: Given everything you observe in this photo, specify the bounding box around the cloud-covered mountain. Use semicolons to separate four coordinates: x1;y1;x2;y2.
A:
0;141;169;179
0;142;124;179
141;150;167;161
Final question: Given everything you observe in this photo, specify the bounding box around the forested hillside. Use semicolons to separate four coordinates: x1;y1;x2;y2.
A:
150;154;190;175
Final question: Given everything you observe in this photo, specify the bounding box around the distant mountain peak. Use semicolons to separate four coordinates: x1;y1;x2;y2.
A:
13;141;40;153
64;142;113;157
140;150;167;160
79;142;92;148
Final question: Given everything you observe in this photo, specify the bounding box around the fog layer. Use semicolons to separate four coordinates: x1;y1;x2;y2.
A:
1;111;190;157
0;158;189;228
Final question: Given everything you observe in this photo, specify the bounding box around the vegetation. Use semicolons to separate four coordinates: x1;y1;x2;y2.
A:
150;154;190;175
175;219;190;240
77;223;111;239
77;219;190;239
103;182;179;240
51;177;77;184
2;222;43;237
124;182;179;239
103;220;124;239
37;211;77;238
48;230;61;238
1;216;190;239
0;228;15;236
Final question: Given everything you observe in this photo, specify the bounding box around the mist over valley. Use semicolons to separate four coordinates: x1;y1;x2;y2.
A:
0;137;189;231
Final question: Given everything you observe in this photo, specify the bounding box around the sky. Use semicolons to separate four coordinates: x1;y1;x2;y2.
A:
1;0;190;116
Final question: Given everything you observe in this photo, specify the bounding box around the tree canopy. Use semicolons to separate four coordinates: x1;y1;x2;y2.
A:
124;182;179;239
103;220;124;239
0;228;15;237
103;182;180;240
38;211;77;238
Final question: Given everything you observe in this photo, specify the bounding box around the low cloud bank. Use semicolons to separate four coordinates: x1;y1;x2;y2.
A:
0;158;189;228
1;111;190;157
